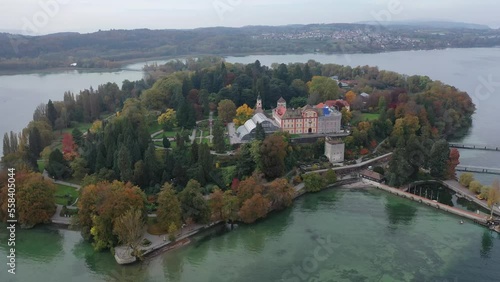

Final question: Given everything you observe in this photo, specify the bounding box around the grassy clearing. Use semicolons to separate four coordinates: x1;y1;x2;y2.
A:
361;113;380;121
54;184;79;205
37;160;45;172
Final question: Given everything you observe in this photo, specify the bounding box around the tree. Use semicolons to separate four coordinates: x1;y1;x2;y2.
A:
239;193;269;223
71;157;88;180
259;134;287;179
28;126;43;169
77;181;146;251
62;133;78;161
0;171;56;228
46;149;71;179
72;128;84;147
213;121;226;153
116;146;133;183
488;180;500;218
267;178;294;211
156;183;182;231
324;169;337;185
345;91;356;105
158;109;177;131
303;173;326;192
469;180;482;194
307;76;340;102
235;175;264;204
162;137;171;149
459;173;475;187
89;120;103;134
255;122;266;141
341;108;352;126
47;99;58;127
168;223;178;242
113;208;145;258
209;188;224;221
446;148;460;180
222;190;239;224
217;99;236;124
429;140;450;179
178;180;210;223
233;104;254;126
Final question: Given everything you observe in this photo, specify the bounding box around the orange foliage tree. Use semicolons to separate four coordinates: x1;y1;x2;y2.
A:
266;178;294;211
446;148;460;179
239;193;270;223
0;171;56;228
77;181;147;251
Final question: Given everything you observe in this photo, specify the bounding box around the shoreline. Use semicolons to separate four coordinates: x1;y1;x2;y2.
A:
2;46;500;76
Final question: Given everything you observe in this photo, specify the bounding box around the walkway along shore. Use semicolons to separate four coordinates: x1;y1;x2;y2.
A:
362;178;490;225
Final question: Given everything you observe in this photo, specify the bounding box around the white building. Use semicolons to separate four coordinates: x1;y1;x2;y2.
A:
324;137;345;163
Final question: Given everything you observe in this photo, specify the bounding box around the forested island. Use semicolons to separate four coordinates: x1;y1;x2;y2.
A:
1;23;500;72
0;58;482;259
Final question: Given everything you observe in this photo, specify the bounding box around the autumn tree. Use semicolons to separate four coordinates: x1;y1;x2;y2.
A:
341;108;352;127
0;171;56;228
222;190;239;224
62;133;78;161
156;183;182;231
266;178;294;211
345;91;356;105
488;180;500;218
236;175;264;204
209;188;224;221
89;120;103;134
233;104;254;126
446;148;460;180
459;172;475;188
77;181;147;251
158;109;177;131
259;134;288;180
217;99;237;124
239;193;270;224
113;208;145;258
469;180;482;194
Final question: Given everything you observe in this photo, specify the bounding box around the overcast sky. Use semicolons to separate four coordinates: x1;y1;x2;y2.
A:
2;0;499;35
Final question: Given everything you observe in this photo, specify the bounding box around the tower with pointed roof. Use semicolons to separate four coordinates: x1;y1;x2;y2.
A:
255;94;263;113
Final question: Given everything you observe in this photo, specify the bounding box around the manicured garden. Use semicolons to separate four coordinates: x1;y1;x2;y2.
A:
54;184;79;206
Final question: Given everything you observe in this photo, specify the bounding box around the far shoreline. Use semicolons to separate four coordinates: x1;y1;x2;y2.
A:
1;46;499;76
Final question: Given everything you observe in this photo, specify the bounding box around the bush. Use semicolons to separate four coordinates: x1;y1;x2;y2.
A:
459;173;475;187
469;181;482;194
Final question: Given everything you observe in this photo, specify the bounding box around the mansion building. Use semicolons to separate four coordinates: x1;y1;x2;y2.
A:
272;97;342;135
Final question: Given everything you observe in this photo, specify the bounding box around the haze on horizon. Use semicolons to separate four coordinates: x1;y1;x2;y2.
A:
2;0;500;35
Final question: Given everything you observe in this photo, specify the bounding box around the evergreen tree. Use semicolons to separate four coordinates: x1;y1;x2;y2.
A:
197;143;212;183
190;141;199;164
47;99;58;127
46;149;71;179
116;145;133;182
3;133;11;156
143;143;159;186
162;137;171;149
255;122;266;141
213;121;226;153
72;128;84;147
303;64;312;82
429;140;450;179
28;127;42;169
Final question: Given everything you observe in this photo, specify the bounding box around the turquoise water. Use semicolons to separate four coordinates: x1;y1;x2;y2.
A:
1;188;499;282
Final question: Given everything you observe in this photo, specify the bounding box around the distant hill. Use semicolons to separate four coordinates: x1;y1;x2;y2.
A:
358;20;491;30
1;23;499;73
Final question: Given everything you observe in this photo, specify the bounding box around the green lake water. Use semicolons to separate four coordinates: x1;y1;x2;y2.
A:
2;187;499;282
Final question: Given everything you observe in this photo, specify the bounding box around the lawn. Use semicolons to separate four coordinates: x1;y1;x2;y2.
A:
148;120;163;134
37;160;45;172
54;184;79;206
361;113;380;121
154;141;177;149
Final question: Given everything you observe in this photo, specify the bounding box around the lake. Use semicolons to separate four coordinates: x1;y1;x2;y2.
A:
1;49;500;281
2;188;500;282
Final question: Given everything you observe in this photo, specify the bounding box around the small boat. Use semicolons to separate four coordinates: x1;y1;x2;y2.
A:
460;220;464;224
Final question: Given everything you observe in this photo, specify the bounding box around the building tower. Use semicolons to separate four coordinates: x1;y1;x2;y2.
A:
277;97;287;109
255;94;263;113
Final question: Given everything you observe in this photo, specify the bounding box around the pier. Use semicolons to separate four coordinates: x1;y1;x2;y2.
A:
362;179;489;224
456;165;500;175
449;143;500;152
